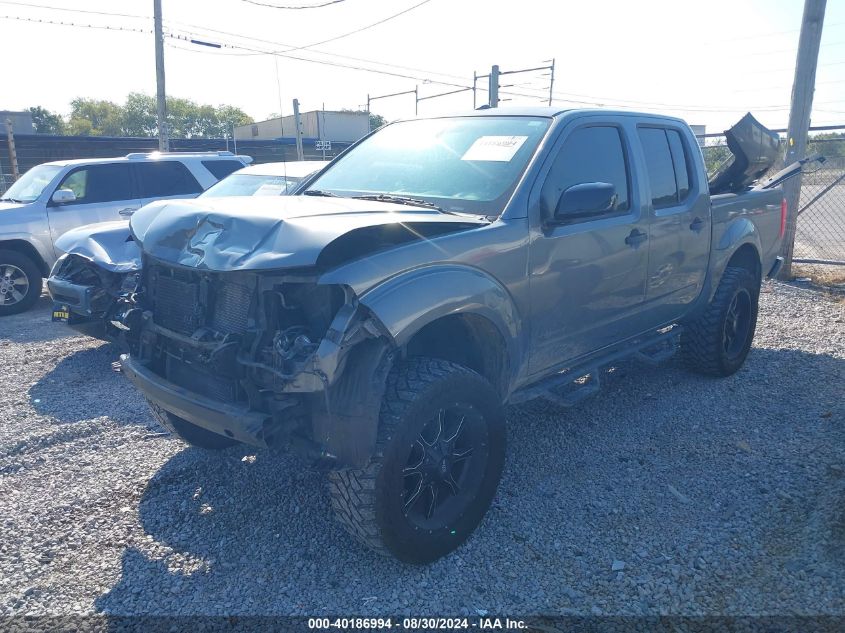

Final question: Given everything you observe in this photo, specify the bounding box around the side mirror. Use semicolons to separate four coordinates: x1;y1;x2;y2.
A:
554;182;617;221
52;189;77;204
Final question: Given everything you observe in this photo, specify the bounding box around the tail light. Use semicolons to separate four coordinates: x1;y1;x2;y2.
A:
780;197;787;239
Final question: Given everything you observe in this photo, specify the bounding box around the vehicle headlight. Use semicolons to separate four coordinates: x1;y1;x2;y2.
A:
49;253;69;278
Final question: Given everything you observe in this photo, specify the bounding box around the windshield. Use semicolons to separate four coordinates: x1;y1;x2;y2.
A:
200;174;302;198
306;116;551;216
1;164;63;203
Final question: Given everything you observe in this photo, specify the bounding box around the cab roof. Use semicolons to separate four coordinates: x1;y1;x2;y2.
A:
42;151;252;168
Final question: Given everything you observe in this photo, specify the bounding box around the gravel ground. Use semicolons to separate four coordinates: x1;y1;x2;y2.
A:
0;282;843;618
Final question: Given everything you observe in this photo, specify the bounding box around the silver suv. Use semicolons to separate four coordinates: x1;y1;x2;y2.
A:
0;151;251;314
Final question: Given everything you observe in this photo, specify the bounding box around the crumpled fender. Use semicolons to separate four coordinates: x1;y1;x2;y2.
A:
54;221;140;273
354;263;522;383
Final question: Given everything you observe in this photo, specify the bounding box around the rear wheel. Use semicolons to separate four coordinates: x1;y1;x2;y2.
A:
681;266;760;376
328;357;505;564
0;250;42;316
147;400;237;450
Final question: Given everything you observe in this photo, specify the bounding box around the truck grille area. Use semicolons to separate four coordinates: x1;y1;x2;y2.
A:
147;263;254;336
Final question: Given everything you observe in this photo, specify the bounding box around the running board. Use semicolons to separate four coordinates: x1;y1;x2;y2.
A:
509;327;682;407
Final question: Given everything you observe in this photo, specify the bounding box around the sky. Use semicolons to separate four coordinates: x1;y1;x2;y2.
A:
1;0;844;134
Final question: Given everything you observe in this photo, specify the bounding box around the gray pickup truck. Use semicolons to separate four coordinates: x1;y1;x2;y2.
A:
112;108;789;563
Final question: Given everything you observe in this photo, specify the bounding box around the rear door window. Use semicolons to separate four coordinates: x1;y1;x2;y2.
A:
666;129;691;200
201;159;245;180
136;161;203;197
54;163;133;204
637;128;678;209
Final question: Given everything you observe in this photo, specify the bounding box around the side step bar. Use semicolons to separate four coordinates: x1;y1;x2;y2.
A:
509;326;682;408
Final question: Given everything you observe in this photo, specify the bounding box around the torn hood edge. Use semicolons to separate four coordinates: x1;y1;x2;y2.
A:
54;220;140;273
128;196;488;272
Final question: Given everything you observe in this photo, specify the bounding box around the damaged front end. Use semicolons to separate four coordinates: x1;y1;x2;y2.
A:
48;253;141;349
120;258;393;467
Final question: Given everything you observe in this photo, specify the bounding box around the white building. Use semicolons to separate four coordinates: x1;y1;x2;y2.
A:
235;110;369;143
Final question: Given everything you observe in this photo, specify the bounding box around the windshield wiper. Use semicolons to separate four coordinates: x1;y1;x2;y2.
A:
302;189;339;197
351;193;445;212
0;197;24;203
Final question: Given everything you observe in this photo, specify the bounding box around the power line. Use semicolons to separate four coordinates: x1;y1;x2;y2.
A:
165;19;469;81
165;32;829;115
166;31;471;87
3;9;837;119
0;13;150;33
0;0;148;19
240;0;347;8
289;0;433;51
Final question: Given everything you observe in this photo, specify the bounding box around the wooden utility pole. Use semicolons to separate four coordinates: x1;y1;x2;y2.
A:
5;119;19;181
153;0;169;151
780;0;826;279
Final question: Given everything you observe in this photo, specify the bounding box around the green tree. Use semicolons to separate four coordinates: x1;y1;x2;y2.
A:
340;108;386;131
701;143;733;176
28;106;65;134
62;94;254;138
121;92;157;137
67;98;123;136
214;104;253;137
808;132;845;159
369;112;387;130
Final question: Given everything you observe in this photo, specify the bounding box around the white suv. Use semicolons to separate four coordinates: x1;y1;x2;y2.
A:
0;151;251;315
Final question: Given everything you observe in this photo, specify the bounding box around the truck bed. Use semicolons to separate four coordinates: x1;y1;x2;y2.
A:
711;188;784;277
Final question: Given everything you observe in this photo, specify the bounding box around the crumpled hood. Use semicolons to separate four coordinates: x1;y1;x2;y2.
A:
129;196;486;271
54;220;140;272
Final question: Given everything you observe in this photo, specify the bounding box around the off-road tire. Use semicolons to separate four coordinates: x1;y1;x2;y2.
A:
0;249;42;316
147;400;237;450
681;266;760;377
328;357;506;564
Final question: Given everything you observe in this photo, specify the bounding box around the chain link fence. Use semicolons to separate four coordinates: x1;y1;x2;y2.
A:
700;130;845;285
792;137;845;284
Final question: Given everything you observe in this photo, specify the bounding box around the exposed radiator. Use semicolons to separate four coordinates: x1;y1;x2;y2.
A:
151;272;202;335
212;281;252;334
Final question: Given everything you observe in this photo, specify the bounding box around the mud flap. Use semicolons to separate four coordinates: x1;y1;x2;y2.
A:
310;339;395;468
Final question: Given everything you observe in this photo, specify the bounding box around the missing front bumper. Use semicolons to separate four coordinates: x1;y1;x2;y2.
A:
120;355;271;448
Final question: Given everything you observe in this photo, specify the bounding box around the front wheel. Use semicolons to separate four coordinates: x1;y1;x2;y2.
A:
328;358;506;564
0;250;42;316
681;266;760;376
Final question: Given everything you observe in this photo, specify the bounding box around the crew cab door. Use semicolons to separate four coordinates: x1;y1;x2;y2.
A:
47;162;139;245
528;120;650;374
636;125;710;320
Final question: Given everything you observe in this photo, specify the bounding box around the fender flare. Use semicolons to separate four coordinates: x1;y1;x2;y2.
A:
715;218;762;273
357;263;524;386
698;217;762;307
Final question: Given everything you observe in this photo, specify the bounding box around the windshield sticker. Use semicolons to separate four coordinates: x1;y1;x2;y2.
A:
255;183;285;196
461;135;528;162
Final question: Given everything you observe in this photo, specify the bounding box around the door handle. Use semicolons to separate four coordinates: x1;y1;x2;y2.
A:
689;217;704;232
119;207;139;217
625;229;648;247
